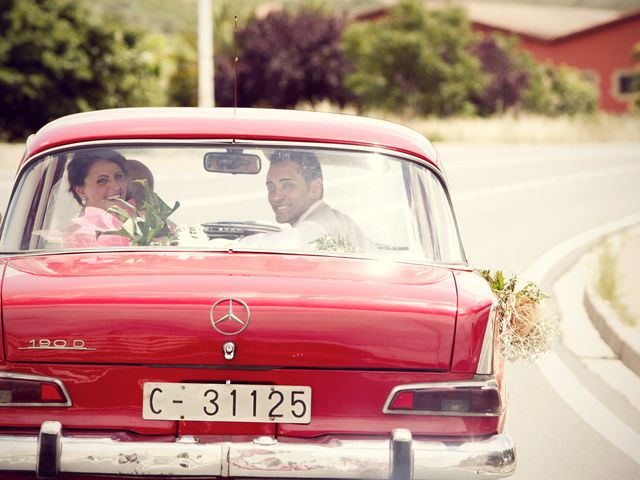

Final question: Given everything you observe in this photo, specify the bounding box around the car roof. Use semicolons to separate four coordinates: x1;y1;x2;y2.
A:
25;108;441;171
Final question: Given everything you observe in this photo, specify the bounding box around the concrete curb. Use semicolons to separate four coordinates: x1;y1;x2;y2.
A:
584;281;640;377
525;213;640;370
532;214;640;463
526;213;640;289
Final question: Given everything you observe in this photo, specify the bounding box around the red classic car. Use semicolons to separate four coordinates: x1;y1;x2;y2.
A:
0;108;515;479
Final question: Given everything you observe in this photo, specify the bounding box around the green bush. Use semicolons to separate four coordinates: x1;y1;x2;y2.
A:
0;0;161;140
518;53;598;116
342;0;485;116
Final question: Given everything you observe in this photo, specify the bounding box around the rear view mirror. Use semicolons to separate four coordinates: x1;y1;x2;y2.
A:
204;151;261;174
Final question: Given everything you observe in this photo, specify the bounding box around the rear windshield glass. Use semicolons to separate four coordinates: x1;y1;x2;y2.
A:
0;144;464;264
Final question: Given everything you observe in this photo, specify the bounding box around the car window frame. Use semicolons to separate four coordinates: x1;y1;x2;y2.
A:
1;139;468;267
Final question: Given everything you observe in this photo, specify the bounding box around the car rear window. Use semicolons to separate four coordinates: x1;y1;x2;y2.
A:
0;144;465;264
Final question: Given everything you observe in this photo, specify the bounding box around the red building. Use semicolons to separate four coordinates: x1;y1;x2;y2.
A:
467;2;640;113
357;2;640;113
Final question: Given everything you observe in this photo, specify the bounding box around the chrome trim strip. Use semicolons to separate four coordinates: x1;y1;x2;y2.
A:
0;429;516;478
477;302;498;376
0;372;72;407
18;346;95;351
382;376;503;417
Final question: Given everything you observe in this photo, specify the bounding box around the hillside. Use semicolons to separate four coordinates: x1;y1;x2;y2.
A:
81;0;640;37
79;0;384;35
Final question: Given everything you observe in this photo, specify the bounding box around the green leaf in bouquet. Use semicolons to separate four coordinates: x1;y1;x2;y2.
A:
140;210;164;245
106;201;138;222
135;179;180;220
478;269;506;292
98;226;135;242
476;267;559;362
123;217;141;238
102;180;180;246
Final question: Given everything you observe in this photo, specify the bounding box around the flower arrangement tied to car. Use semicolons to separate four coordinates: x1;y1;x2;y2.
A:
478;269;560;362
311;234;356;253
103;179;180;246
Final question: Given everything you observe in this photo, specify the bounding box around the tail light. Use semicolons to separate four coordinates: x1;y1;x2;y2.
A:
476;302;498;375
0;372;71;407
383;377;502;416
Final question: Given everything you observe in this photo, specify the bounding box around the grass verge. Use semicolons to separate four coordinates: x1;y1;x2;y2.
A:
595;238;636;326
299;102;640;143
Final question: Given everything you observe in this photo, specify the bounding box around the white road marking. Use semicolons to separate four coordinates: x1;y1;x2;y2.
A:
441;143;640;170
538;352;640;464
526;213;640;464
455;164;640;202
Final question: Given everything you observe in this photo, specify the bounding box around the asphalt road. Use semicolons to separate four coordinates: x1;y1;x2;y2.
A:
439;142;640;480
1;141;639;479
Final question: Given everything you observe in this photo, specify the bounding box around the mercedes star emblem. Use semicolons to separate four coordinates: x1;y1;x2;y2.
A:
210;298;251;336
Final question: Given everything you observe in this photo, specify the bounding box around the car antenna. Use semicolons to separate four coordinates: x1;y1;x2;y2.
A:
234;15;239;111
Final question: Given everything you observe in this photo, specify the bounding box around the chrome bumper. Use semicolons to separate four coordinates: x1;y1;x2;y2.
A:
0;421;515;479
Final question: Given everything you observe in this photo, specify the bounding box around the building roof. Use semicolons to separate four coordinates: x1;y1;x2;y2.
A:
458;1;621;40
357;1;637;42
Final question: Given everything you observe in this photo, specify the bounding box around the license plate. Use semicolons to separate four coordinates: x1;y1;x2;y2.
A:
142;383;311;423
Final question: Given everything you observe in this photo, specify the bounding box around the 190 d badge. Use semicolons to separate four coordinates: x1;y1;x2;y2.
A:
210;298;251;336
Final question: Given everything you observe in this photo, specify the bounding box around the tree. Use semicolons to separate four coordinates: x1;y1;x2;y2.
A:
470;32;597;116
342;0;485;116
517;54;599;116
0;0;161;140
215;7;352;108
471;34;529;116
166;40;198;107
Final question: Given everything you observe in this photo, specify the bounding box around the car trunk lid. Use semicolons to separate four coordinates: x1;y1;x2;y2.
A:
2;251;456;371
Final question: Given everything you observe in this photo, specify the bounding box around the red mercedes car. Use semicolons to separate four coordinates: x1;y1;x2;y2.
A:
0;108;515;479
